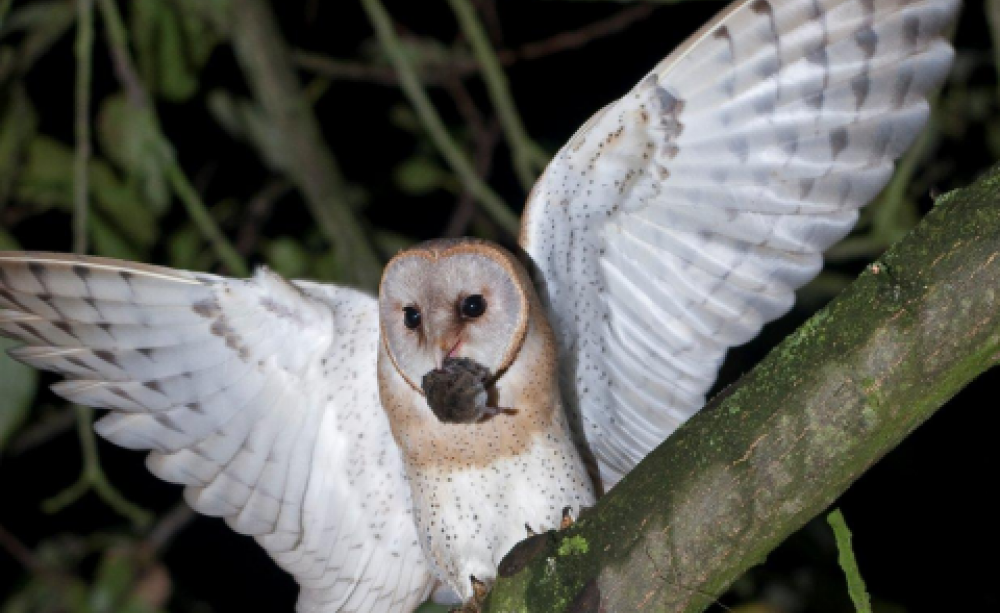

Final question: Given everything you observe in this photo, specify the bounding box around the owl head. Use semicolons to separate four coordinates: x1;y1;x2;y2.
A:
378;239;534;395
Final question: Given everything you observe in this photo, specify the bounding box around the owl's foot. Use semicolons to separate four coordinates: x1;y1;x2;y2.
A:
560;506;575;530
471;575;489;601
451;575;490;612
525;523;538;537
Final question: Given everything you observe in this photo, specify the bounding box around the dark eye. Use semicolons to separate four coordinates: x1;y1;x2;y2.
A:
403;306;422;330
460;294;487;319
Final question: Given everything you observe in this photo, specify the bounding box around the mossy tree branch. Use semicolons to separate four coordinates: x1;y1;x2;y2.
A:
484;165;1000;612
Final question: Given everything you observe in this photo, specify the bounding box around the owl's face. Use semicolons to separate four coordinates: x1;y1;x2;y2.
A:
378;239;530;394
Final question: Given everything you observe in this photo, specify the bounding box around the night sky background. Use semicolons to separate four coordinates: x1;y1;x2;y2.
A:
1;1;999;612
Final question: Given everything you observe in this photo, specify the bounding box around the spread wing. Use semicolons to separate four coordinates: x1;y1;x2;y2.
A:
0;252;434;612
520;0;958;488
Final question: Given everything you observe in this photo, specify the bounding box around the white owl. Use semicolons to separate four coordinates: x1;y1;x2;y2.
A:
0;0;958;610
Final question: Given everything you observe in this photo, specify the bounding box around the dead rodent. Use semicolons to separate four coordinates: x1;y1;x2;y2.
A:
421;357;513;424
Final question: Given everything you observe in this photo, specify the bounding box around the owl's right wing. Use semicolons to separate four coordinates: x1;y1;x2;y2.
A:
0;252;435;613
520;0;958;488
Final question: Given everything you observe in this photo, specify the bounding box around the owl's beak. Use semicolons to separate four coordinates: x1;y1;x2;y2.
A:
433;337;463;369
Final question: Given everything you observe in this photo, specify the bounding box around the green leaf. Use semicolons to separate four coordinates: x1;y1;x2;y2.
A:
0;84;37;205
0;228;36;453
207;89;287;172
167;223;224;273
90;214;145;262
388;103;421;134
130;0;221;102
828;508;873;613
0;227;18;250
394;155;447;195
360;35;463;68
15;136;159;255
264;237;309;278
373;228;415;256
0;1;74;85
97;94;170;214
0;337;38;454
91;551;136;612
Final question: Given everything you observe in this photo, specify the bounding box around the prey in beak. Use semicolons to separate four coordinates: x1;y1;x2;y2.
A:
421;356;515;424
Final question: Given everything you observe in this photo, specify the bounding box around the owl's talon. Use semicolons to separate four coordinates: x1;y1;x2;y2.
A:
451;575;489;612
471;575;489;599
560;506;575;530
525;523;537;537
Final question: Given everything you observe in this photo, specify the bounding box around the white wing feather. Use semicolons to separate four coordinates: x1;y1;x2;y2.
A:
520;0;958;487
0;252;434;612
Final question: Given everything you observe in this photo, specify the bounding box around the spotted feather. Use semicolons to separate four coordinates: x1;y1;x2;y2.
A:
520;0;959;487
0;252;434;612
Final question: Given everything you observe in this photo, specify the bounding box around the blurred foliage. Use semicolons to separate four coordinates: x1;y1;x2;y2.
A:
0;337;36;454
0;0;997;611
2;535;169;613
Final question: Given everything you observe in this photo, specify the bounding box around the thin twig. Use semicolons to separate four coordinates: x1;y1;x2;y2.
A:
0;522;78;587
448;0;547;190
146;502;196;555
0;522;43;573
230;0;383;289
43;407;153;529
293;5;653;86
73;0;92;255
236;179;291;256
445;77;488;142
8;407;76;455
473;0;504;45
96;0;249;277
828;509;873;613
53;0;150;531
291;53;408;85
516;4;654;62
97;0;147;108
446;119;500;238
360;0;520;236
442;76;500;237
164;162;249;277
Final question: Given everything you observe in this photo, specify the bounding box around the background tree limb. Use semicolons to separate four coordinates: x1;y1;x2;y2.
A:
229;0;383;289
484;164;1000;612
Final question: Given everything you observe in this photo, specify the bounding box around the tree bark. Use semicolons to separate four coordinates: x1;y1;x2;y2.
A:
484;166;1000;612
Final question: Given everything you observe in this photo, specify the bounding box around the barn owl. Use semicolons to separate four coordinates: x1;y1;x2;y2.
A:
0;0;958;610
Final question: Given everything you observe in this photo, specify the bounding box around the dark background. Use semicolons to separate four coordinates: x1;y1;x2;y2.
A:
1;1;998;612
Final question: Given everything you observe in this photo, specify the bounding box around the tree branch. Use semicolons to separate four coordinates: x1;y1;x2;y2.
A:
484;165;1000;611
447;0;546;191
291;5;654;87
229;0;383;289
73;0;92;256
96;0;249;277
360;0;521;237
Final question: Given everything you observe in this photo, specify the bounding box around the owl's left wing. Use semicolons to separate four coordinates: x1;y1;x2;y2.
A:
0;252;434;612
520;0;958;488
